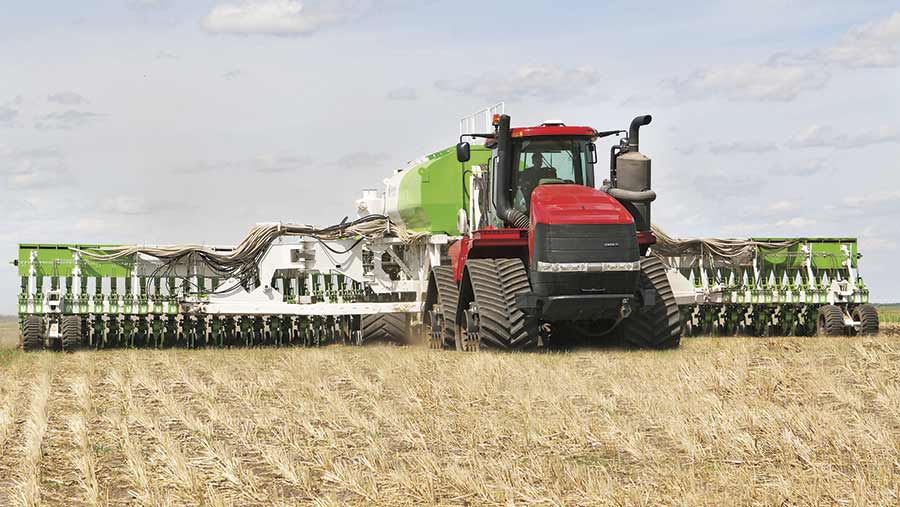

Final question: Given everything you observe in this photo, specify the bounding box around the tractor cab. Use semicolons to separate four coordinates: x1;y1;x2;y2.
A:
457;116;605;230
507;126;597;215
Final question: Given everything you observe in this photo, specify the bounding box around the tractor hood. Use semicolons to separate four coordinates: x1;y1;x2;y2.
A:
530;184;634;225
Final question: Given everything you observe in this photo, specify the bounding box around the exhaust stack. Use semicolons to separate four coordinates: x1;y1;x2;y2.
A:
612;115;655;233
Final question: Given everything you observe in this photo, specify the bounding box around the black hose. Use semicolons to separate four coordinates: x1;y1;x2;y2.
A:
492;114;530;228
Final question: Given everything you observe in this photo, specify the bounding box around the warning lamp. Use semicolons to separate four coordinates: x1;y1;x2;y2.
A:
492;114;501;126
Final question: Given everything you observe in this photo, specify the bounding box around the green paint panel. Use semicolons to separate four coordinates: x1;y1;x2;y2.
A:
753;238;858;270
396;145;492;235
18;244;133;278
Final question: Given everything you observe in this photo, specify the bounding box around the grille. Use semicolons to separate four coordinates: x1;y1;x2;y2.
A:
532;223;639;264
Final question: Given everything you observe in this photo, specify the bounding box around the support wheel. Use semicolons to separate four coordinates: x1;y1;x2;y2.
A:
22;315;44;352
455;306;481;352
360;313;410;344
62;315;83;352
457;259;538;350
425;310;444;349
816;305;845;336
619;257;682;349
852;304;879;336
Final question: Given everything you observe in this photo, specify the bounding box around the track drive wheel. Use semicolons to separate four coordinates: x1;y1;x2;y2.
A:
851;304;879;336
22;315;44;352
816;304;845;336
61;315;83;352
619;257;682;349
456;259;538;350
424;266;459;349
359;313;410;344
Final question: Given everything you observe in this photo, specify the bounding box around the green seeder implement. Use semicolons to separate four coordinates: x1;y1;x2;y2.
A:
653;231;877;336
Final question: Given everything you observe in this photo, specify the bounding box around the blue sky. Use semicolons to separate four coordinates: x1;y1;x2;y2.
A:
1;1;899;312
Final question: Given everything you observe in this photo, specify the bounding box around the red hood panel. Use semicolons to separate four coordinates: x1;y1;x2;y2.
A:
530;184;633;225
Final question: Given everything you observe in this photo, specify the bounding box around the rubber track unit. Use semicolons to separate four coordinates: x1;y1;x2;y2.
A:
22;315;44;352
619;257;682;349
852;304;879;336
360;313;410;344
431;266;459;346
461;258;538;350
817;304;845;336
61;315;83;352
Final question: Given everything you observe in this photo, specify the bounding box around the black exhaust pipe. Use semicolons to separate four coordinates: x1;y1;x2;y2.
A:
628;115;652;152
493;114;530;228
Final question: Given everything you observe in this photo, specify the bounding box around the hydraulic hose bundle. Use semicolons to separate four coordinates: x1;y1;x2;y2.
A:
650;225;799;269
72;214;425;287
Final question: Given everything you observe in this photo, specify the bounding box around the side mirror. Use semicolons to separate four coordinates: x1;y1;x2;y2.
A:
588;143;597;164
456;142;471;163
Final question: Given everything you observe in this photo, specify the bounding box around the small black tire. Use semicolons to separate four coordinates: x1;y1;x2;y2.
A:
61;315;83;352
619;257;682;349
359;313;410;344
816;305;845;336
851;304;879;336
22;315;44;352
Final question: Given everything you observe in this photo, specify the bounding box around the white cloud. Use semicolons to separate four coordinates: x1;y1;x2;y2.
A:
155;50;179;60
774;217;816;228
7;166;70;189
821;11;900;68
6;147;63;160
76;217;117;234
781;159;834;177
851;11;900;42
0;106;19;127
766;200;797;213
222;69;247;80
789;125;900;148
841;191;900;209
436;65;603;102
35;110;102;131
386;86;417;101
818;42;898;69
708;140;777;154
662;62;829;102
203;0;337;36
100;196;153;215
181;154;312;174
721;216;818;236
789;125;842;148
128;0;170;10
47;91;88;105
660;12;900;103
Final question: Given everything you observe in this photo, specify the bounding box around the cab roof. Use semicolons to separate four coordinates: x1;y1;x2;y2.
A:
510;125;596;138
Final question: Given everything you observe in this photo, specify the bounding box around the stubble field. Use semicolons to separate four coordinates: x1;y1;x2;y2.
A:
0;317;898;506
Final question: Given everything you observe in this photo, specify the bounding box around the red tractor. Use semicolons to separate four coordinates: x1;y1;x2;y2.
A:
423;114;682;350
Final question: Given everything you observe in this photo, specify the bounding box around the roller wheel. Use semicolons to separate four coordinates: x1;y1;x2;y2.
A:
456;259;538;350
816;305;845;336
61;315;83;352
851;304;879;336
619;257;682;349
22;315;44;352
360;313;410;344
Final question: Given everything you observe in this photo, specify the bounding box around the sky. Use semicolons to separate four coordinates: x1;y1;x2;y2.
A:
1;0;899;312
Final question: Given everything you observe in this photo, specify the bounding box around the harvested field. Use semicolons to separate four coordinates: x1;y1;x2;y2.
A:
0;323;898;505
